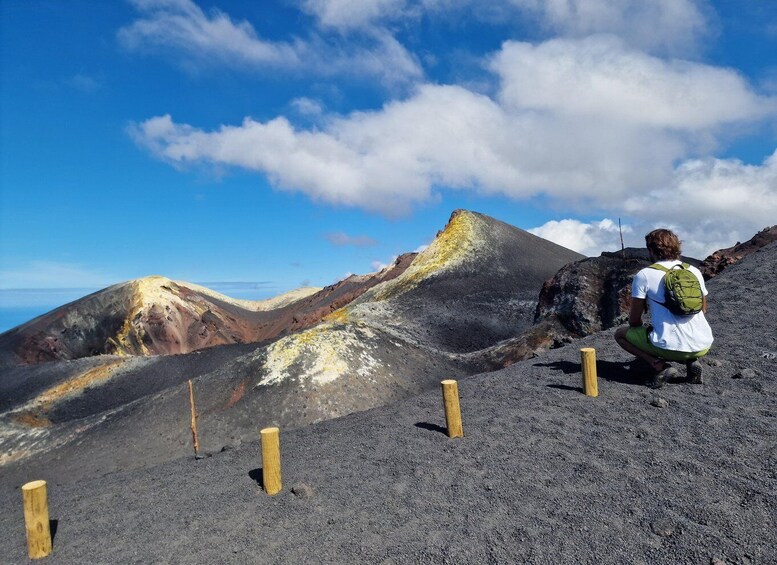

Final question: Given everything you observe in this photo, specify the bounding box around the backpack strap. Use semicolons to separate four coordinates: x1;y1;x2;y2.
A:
646;263;670;308
650;262;689;272
649;263;669;273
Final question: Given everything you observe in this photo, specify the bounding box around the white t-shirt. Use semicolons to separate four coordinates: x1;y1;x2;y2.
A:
631;260;714;353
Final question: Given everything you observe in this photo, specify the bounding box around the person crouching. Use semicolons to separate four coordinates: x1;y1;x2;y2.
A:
615;229;714;388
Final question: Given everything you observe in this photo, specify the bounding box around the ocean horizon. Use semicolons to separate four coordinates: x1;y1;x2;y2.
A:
0;306;51;334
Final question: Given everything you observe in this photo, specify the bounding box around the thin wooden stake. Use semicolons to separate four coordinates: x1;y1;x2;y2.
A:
581;348;599;397
260;427;282;495
22;480;51;560
619;218;625;260
441;379;464;438
188;379;199;456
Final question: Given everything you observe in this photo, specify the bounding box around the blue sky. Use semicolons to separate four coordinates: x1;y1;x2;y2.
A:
1;0;776;328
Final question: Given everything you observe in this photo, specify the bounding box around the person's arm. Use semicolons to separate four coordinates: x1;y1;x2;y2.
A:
702;295;707;314
629;297;646;327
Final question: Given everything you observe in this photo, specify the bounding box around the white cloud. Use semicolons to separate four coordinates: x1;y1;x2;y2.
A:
492;36;775;130
370;255;397;271
529;218;630;256
291;97;325;116
131;37;776;209
119;0;300;66
131;36;777;254
325;232;378;246
305;0;710;55
303;0;408;30
508;0;710;54
532;150;777;258
130;86;518;216
628;152;777;227
622;150;777;257
118;0;422;85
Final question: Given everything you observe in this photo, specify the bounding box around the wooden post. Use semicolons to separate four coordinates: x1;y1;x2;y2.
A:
260;427;282;495
581;348;598;397
441;379;464;438
188;379;199;456
22;480;51;559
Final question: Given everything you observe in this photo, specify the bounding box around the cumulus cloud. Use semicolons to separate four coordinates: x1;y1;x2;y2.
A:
492;36;775;130
508;0;710;54
129;85;516;216
130;35;777;254
532;150;777;258
325;232;378;246
131;37;776;211
529;218;630;256
118;0;422;84
623;151;777;257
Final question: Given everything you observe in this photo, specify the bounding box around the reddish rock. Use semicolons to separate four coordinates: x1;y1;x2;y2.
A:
0;254;417;366
699;225;777;280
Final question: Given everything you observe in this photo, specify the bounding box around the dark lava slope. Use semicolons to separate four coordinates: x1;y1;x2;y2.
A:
0;210;582;481
0;243;773;564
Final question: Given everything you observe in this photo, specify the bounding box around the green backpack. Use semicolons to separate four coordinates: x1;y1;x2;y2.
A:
649;263;704;316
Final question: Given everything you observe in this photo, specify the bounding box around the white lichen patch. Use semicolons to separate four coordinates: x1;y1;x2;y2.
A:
259;322;380;386
0;419;50;463
0;410;113;467
356;349;381;377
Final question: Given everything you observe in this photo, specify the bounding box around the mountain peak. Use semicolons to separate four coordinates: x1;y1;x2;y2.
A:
365;210;488;301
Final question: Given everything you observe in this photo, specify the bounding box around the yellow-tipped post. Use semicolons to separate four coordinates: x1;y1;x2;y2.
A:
22;480;51;560
260;427;282;495
441;379;464;438
581;347;598;397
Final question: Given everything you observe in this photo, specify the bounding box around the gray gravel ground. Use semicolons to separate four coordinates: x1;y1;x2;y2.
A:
0;244;774;564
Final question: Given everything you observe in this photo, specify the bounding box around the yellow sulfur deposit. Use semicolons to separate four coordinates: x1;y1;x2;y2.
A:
34;360;126;411
370;210;481;301
323;307;350;324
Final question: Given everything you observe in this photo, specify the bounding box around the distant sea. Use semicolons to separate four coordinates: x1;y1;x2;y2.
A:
0;288;96;334
0;306;51;334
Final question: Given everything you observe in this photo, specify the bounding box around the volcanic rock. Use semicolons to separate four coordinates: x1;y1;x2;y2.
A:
732;368;756;379
650;397;670;408
700;225;777;279
534;248;701;340
0;254;415;367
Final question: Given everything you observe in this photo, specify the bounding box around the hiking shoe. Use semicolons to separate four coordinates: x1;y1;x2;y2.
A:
647;366;678;389
686;360;703;384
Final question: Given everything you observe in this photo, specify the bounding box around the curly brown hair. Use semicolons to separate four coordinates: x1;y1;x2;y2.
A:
645;229;681;261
